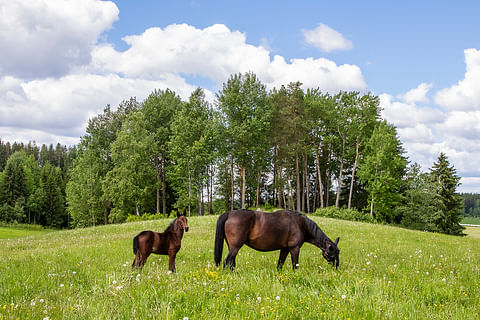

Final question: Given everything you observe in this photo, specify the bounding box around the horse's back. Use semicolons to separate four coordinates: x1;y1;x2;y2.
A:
225;209;303;251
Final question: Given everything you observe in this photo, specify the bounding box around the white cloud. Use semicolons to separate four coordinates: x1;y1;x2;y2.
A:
92;23;366;92
0;0;118;78
0;73;202;143
434;48;480;111
380;93;445;128
302;24;353;52
399;82;433;104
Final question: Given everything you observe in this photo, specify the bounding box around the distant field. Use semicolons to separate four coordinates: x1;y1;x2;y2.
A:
461;217;480;225
0;216;479;319
0;225;52;239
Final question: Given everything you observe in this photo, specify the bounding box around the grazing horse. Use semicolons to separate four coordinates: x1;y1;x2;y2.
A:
214;209;340;270
132;212;189;272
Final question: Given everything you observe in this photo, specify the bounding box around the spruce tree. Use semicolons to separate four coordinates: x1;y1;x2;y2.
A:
429;153;464;235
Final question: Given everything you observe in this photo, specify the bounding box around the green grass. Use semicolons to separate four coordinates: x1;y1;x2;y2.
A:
461;217;480;225
1;216;479;319
0;224;53;239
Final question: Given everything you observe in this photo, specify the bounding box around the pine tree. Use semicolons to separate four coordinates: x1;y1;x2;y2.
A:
429;153;464;235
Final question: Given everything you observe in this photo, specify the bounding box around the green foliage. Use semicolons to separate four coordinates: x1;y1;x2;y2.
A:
125;212;171;222
312;206;376;223
429;153;464;235
358;121;407;223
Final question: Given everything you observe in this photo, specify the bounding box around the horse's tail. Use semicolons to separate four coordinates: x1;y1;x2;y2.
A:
214;212;229;266
133;234;139;255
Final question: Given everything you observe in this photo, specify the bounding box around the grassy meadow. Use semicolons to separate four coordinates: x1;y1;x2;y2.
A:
0;216;479;320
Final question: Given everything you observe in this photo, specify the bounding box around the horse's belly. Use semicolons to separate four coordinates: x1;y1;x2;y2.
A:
246;237;286;251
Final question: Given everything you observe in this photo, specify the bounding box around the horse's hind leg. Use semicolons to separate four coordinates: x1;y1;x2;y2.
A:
277;248;289;270
224;246;241;269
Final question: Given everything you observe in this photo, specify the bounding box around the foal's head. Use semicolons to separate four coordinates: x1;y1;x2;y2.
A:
176;212;189;232
322;237;340;269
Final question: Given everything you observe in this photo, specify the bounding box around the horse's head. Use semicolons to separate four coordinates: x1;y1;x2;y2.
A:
176;211;189;232
322;237;340;269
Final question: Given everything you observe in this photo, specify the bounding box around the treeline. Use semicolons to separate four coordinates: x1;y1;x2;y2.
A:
0;72;465;235
0;140;76;227
461;193;480;217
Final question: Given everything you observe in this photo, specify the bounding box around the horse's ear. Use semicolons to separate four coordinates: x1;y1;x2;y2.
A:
335;237;340;245
177;211;181;218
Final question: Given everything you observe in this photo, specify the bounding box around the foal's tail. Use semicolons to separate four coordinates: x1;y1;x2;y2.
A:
214;212;229;266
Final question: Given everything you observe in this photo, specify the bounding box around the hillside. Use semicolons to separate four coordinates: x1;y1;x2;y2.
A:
0;216;479;319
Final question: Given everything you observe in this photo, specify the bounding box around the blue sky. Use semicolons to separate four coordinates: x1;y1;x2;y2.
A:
1;0;480;192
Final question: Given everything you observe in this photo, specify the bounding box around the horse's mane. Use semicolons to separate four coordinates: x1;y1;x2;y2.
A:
302;215;329;245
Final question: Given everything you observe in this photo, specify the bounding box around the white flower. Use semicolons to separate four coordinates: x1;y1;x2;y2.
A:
183;317;189;320
60;284;64;287
366;261;371;265
123;264;127;267
393;264;397;268
167;271;173;275
257;296;262;302
115;286;123;290
275;296;280;301
112;280;117;285
43;317;49;320
39;299;44;303
341;295;346;299
426;271;429;275
442;278;446;282
30;301;35;306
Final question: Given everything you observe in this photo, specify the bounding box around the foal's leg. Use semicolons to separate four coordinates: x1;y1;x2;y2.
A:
277;248;289;270
168;251;177;272
289;246;300;270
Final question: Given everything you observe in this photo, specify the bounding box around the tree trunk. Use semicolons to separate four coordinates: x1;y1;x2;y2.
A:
241;166;246;209
348;142;360;209
156;157;160;214
335;136;345;208
255;170;261;208
278;166;284;209
230;156;234;211
296;153;301;212
314;149;325;208
304;153;310;213
162;158;167;215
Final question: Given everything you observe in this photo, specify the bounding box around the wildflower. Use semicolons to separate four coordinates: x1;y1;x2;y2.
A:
39;299;44;303
366;261;371;265
257;297;262;302
112;280;117;285
72;271;76;275
393;264;397;268
31;301;36;306
183;317;189;320
43;317;50;320
115;286;123;290
275;296;281;301
60;283;64;287
442;278;446;282
341;295;346;299
426;271;429;275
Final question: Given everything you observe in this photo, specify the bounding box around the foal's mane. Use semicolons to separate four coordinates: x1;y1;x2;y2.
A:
164;217;178;233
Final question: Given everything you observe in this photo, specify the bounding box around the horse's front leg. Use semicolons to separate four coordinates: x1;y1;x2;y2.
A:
277;248;289;270
289;246;300;270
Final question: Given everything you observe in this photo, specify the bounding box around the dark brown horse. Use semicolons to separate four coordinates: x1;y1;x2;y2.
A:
132;212;189;272
214;209;340;270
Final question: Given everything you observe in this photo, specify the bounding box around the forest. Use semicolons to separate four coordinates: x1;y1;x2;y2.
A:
0;72;467;235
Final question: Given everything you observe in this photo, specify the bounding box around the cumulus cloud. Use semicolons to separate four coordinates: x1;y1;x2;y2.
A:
399;82;433;104
0;73;202;142
302;23;353;52
0;0;118;78
435;48;480;111
92;23;366;92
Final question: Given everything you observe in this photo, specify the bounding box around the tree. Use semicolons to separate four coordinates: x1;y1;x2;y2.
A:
104;111;157;222
40;163;66;228
142;89;182;214
358;121;407;222
217;72;270;209
1;151;28;210
169;88;218;215
429;153;464;235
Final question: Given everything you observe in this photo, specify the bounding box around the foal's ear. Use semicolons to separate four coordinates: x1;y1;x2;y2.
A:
335;237;340;245
177;211;181;218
